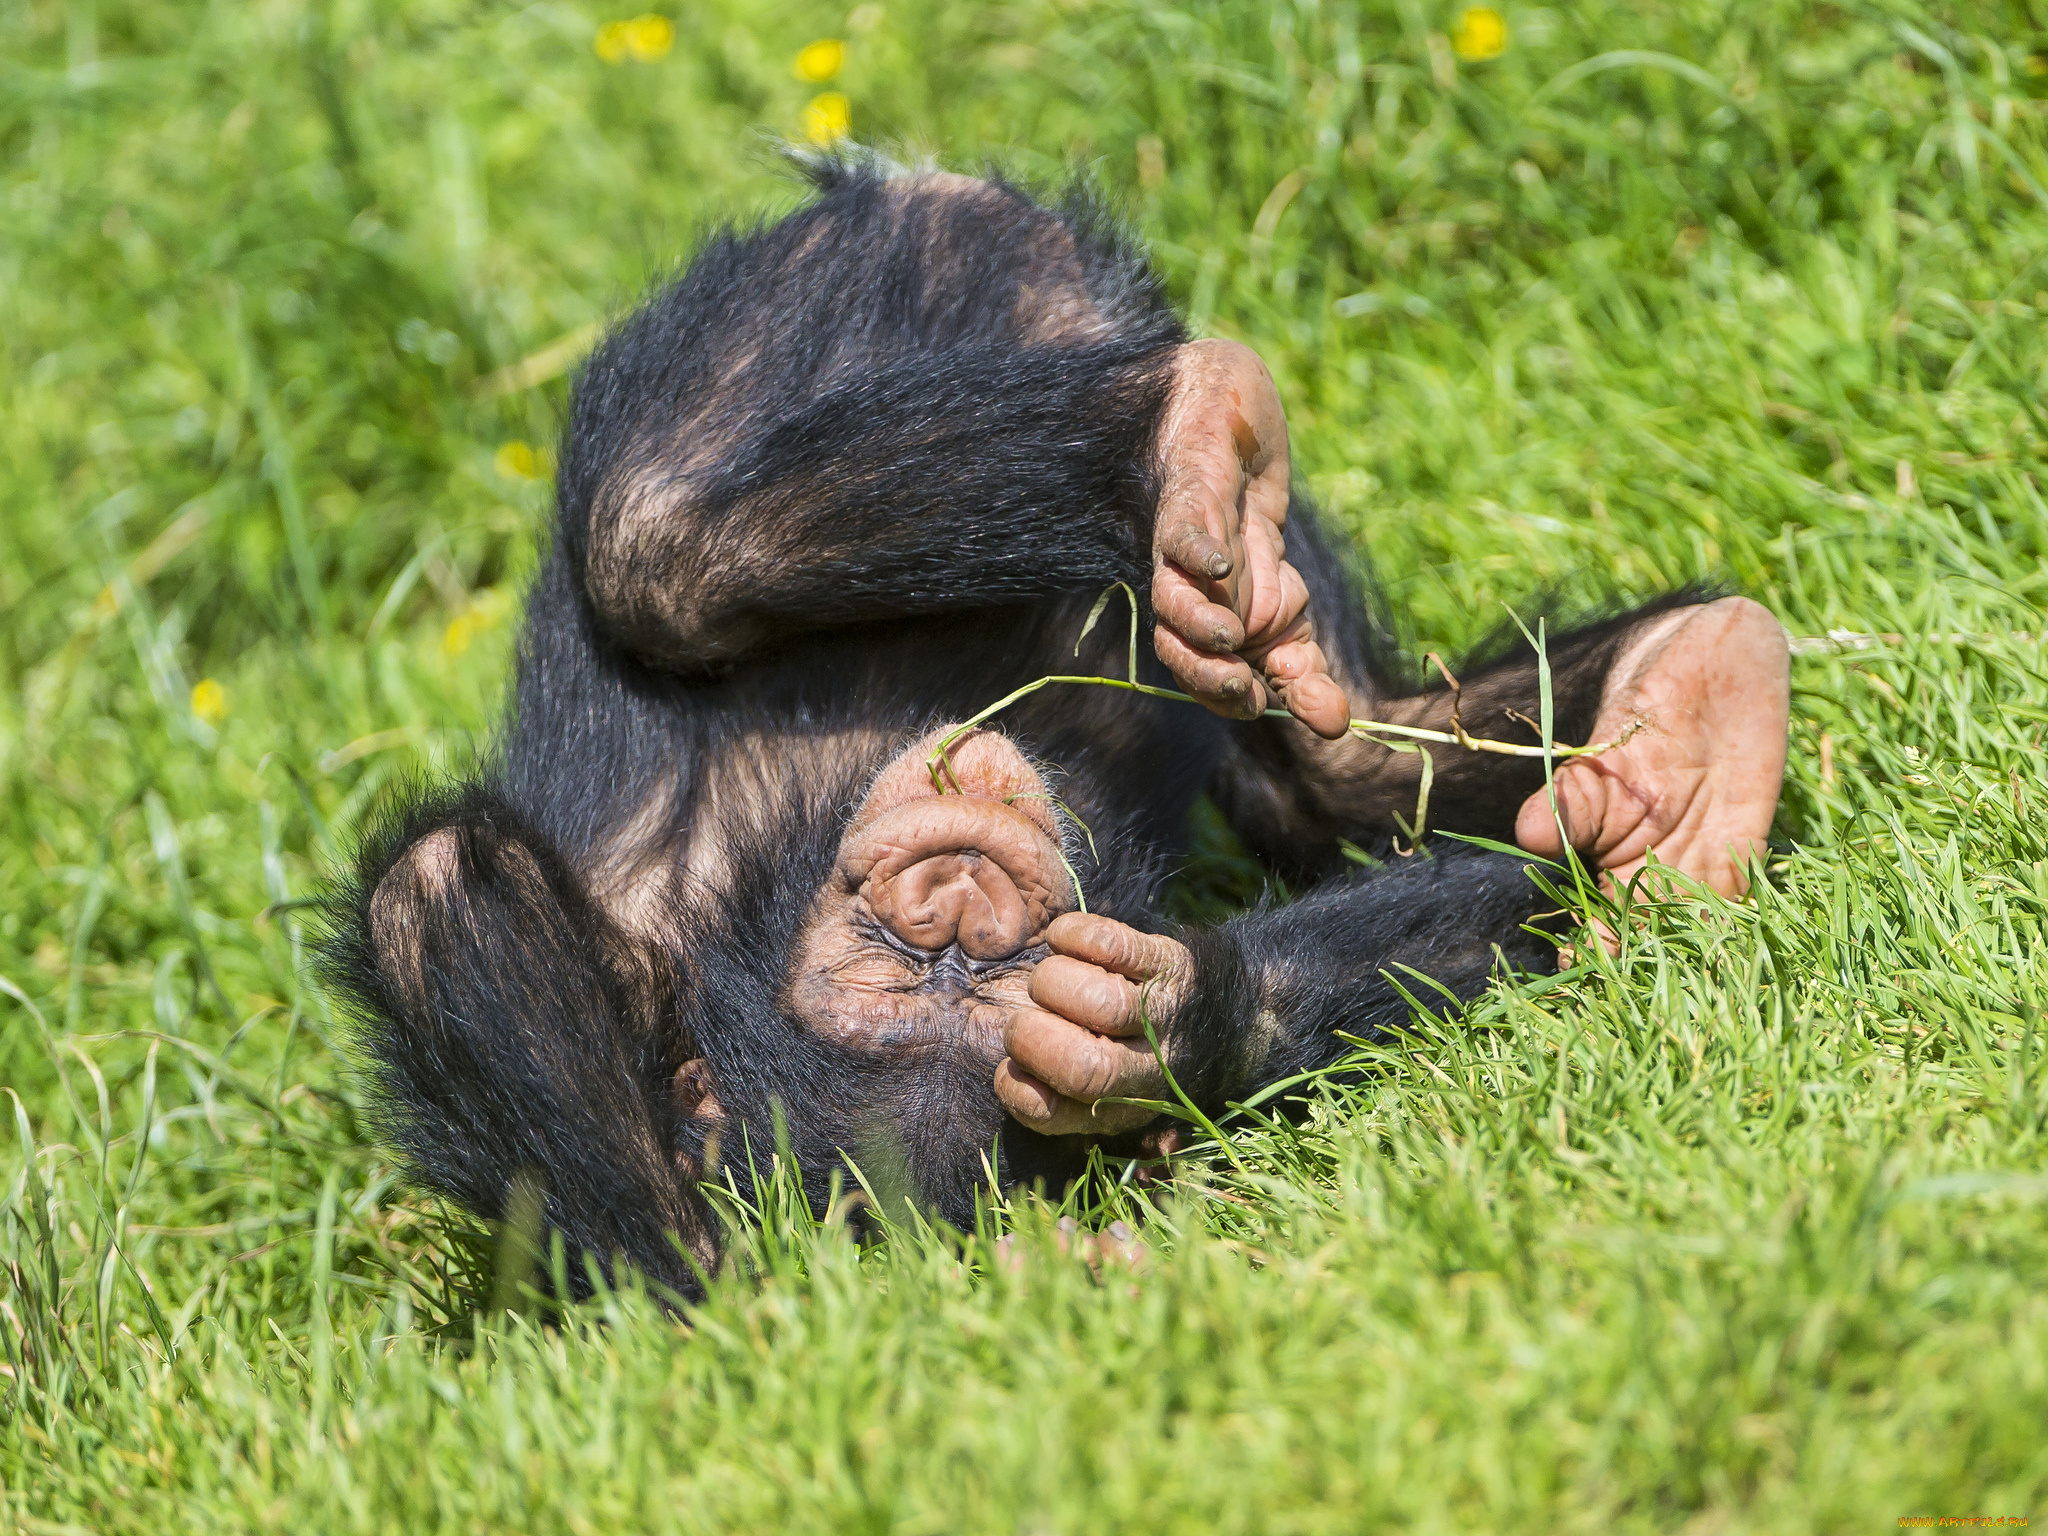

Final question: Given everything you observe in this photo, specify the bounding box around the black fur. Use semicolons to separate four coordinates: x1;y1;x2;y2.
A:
320;158;1684;1297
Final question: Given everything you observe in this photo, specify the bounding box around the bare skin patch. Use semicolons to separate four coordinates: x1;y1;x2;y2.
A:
581;776;682;947
1012;281;1113;343
680;725;896;895
368;827;553;1016
368;827;464;1013
886;173;1112;343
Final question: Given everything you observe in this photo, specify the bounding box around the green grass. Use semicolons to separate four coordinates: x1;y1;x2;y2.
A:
6;0;2048;1528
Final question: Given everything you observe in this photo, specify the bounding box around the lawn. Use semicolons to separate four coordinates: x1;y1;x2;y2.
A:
5;0;2048;1529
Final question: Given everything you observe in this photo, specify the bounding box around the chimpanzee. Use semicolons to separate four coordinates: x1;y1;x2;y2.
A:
323;158;1790;1299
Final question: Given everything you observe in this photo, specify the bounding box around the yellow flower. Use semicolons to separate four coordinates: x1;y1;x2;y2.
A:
595;14;673;64
794;38;845;83
801;91;851;146
1450;6;1508;61
495;440;540;479
443;589;512;657
191;678;227;725
625;14;673;59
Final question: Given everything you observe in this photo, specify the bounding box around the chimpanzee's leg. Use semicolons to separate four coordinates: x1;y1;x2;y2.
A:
1014;558;1789;1133
327;799;716;1297
1185;850;1562;1102
560;164;1185;673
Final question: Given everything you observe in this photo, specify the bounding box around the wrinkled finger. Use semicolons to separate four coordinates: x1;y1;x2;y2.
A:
1029;954;1145;1036
1245;547;1309;647
1156;511;1235;581
1046;912;1190;982
992;1056;1063;1121
1253;634;1350;740
1243;590;1350;740
1243;456;1292;531
1272;669;1351;739
1513;761;1609;859
1256;626;1337;687
1153;563;1246;655
1005;1008;1167;1105
1234;514;1293;641
994;1059;1155;1136
1154;624;1268;719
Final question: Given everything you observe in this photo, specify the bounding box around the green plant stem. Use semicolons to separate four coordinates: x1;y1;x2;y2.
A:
926;672;1621;791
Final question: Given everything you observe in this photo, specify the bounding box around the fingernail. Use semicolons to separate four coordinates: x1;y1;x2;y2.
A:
1206;554;1231;578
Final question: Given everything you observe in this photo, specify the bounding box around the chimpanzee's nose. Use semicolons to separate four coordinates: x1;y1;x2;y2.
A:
876;849;1034;959
839;797;1073;961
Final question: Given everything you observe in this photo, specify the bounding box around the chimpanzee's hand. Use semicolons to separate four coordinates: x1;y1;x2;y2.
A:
1151;340;1352;741
993;913;1192;1137
1514;597;1790;905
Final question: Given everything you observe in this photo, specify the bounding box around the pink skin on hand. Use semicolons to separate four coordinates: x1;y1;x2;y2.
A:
1150;340;1352;741
1513;596;1791;915
993;912;1190;1137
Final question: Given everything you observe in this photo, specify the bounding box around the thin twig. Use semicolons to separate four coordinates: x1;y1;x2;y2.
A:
929;588;1643;789
1425;652;1475;750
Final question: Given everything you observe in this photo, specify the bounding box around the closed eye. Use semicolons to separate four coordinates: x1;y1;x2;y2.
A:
850;911;1048;992
967;942;1048;982
852;910;937;966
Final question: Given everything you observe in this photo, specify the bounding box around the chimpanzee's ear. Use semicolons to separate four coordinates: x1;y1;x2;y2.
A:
668;1059;729;1191
671;1057;722;1118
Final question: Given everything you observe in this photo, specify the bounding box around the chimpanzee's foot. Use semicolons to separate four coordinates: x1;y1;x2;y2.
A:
1513;596;1789;901
993;913;1191;1136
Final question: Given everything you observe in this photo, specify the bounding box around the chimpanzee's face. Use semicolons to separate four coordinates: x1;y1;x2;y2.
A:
786;730;1077;1060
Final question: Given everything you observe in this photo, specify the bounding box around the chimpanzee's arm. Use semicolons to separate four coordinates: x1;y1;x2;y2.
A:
994;852;1558;1136
552;170;1190;673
